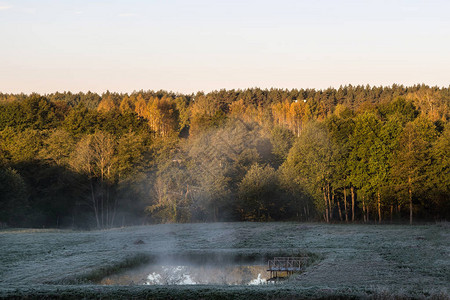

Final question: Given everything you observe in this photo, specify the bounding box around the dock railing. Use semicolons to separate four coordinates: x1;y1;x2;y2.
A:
268;257;306;271
267;257;308;280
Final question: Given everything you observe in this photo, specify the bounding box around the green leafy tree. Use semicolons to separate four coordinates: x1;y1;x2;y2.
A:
114;132;148;178
326;107;355;221
374;114;403;221
62;103;98;136
282;121;336;222
430;123;450;218
0;95;58;131
391;117;436;224
350;112;402;222
269;126;295;167
173;96;190;134
0;127;42;163
378;97;419;124
238;163;279;221
349;112;380;221
39;129;75;165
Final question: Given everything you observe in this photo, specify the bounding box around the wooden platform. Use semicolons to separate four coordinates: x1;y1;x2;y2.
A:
267;257;307;280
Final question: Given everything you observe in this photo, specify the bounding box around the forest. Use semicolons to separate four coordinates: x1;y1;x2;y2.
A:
0;84;449;228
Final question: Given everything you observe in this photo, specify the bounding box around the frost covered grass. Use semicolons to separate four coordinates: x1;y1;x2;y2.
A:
0;223;449;299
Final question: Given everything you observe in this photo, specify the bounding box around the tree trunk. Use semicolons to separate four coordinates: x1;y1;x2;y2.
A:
111;196;118;228
100;178;104;228
90;179;100;229
323;186;329;223
173;201;177;223
344;188;348;222
106;186;109;228
377;190;381;223
111;181;119;228
409;176;413;225
366;203;369;223
334;188;342;221
351;186;355;222
327;183;332;221
362;195;366;223
337;200;343;221
362;196;369;223
390;205;393;223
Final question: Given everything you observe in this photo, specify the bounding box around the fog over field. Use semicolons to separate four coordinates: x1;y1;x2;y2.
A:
0;223;449;299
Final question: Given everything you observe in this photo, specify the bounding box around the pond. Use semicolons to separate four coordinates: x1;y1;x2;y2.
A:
101;263;269;285
99;251;308;285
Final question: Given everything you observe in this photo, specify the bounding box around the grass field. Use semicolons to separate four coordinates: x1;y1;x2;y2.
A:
0;223;449;299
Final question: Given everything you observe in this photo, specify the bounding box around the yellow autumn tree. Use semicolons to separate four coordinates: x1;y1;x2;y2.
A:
271;100;291;128
271;100;310;136
119;95;136;114
97;94;117;113
289;100;309;137
147;96;179;137
405;88;447;121
229;99;262;124
134;94;148;119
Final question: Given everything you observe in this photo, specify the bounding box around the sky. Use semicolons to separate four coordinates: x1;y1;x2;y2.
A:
0;0;449;94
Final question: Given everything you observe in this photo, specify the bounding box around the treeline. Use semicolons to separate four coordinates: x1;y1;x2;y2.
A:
0;84;448;228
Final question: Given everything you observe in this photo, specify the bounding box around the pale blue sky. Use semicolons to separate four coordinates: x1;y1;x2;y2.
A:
0;0;449;94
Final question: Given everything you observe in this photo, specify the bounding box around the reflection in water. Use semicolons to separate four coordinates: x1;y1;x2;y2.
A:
145;266;197;285
101;264;269;285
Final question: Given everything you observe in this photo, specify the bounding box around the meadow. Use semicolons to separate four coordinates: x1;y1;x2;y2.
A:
0;223;449;299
